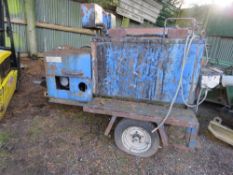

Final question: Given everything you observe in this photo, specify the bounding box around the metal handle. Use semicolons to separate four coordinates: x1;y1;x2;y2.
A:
163;18;197;39
213;117;222;124
62;70;83;77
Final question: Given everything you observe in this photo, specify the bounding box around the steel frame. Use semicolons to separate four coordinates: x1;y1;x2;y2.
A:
49;97;199;150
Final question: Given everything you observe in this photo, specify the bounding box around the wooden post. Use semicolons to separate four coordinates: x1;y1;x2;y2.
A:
0;0;5;47
25;0;37;59
4;18;96;36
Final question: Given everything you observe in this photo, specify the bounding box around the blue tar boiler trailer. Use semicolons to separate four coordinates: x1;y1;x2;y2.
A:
44;4;232;157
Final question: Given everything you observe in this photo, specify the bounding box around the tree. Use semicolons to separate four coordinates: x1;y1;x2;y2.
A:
156;0;183;27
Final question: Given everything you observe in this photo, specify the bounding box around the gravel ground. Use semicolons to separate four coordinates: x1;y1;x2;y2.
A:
0;58;232;175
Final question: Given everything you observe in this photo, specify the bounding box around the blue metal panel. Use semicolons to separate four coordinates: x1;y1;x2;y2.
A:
103;12;110;29
46;77;92;102
81;4;96;28
81;3;114;30
45;48;92;102
186;127;198;148
46;54;91;78
93;37;204;104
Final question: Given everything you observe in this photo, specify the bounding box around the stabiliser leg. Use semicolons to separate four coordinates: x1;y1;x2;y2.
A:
186;124;199;149
104;116;117;136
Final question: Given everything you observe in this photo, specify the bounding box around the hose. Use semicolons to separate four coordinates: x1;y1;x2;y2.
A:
181;87;208;109
195;88;208;112
204;41;209;66
181;39;209;108
152;33;194;133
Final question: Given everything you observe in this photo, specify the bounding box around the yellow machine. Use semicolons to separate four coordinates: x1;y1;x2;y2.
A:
0;0;20;119
0;51;18;119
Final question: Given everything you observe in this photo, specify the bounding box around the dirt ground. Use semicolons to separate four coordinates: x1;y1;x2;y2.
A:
0;58;232;175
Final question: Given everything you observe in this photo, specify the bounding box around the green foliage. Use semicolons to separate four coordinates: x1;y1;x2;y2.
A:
7;0;23;15
121;17;129;27
5;32;23;49
156;0;182;27
178;5;210;28
178;4;233;36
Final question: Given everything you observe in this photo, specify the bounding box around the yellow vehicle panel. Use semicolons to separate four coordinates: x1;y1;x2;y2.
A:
0;50;11;64
0;69;18;119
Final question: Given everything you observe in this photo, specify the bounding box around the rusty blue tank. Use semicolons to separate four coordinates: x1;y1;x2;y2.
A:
91;28;205;104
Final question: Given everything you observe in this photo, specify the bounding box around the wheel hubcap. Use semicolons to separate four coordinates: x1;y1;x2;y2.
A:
122;126;151;154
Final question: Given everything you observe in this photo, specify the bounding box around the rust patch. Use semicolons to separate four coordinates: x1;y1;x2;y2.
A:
167;28;190;39
45;46;91;57
108;28;166;38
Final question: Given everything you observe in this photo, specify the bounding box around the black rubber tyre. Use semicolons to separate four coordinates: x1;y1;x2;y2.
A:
114;119;160;157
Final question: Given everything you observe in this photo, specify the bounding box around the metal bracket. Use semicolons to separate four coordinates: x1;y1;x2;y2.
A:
163;17;197;40
158;124;169;147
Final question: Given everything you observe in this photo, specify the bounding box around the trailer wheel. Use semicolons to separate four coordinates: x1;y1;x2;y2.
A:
114;119;160;157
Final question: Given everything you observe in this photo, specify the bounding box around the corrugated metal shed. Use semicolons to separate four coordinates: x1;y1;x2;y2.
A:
35;0;92;52
6;0;95;53
6;0;28;52
205;6;233;67
207;36;233;67
6;0;148;53
207;6;233;37
178;4;233;67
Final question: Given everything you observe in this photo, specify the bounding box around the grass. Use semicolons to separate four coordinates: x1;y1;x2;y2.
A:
27;116;44;141
27;126;41;141
0;131;10;147
0;131;12;170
